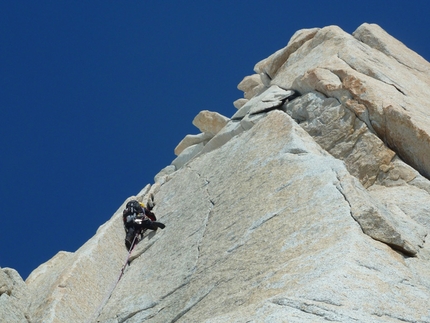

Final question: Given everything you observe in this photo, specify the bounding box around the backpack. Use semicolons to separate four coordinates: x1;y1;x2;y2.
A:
123;199;157;224
124;200;144;216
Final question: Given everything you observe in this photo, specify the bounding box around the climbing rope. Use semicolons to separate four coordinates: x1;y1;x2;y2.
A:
85;233;140;323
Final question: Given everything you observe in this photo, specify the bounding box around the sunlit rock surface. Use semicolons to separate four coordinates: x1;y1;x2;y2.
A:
3;23;430;323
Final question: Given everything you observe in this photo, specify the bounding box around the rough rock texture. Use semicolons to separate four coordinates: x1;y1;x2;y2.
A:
174;132;213;156
173;111;230;159
154;165;175;184
3;23;430;323
192;110;230;136
232;85;297;120
254;27;320;80
232;98;248;109
237;73;265;99
256;23;430;179
97;110;430;323
283;91;396;188
0;267;30;322
24;207;128;323
172;142;205;169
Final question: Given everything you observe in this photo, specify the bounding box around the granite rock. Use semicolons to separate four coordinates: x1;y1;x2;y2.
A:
8;23;430;323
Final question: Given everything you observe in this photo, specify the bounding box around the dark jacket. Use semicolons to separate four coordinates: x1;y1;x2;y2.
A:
123;203;156;227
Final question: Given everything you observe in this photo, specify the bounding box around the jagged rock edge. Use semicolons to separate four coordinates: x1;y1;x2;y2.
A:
166;80;424;257
333;169;419;256
256;26;427;182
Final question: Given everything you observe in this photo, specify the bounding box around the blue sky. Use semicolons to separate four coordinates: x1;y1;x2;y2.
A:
1;2;429;280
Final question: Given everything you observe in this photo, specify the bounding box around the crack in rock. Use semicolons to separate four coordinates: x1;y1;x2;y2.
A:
333;169;421;256
192;169;215;247
271;297;357;322
227;208;286;253
371;311;423;323
170;285;215;323
159;282;189;303
117;301;158;323
336;55;407;97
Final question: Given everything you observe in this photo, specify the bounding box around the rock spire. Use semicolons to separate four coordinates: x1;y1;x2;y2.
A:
2;23;430;323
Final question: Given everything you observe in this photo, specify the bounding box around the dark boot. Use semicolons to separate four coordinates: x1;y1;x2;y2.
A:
142;219;161;231
125;228;136;250
153;222;165;229
125;239;132;250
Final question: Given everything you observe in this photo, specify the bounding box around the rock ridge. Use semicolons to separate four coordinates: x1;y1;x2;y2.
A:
3;22;430;323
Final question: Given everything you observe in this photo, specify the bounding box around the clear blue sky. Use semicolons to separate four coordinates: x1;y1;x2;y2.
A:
1;2;429;280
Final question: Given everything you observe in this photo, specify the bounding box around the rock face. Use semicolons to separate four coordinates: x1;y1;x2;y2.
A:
3;23;430;323
256;23;430;179
0;267;30;322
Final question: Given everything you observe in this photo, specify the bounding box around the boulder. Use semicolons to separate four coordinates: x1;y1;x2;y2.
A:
174;132;213;156
192;110;230;136
198;113;267;156
254;27;320;79
232;85;297;120
233;98;248;109
237;74;265;99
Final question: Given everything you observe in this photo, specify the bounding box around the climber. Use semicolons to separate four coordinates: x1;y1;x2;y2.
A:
123;199;165;250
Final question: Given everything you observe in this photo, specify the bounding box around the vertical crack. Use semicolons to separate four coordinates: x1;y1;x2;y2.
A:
333;172;356;225
187;167;215;262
